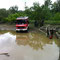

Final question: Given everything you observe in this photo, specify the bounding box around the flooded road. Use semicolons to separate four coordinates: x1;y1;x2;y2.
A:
0;30;60;60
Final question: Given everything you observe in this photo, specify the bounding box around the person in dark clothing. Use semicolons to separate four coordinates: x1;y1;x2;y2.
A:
46;27;53;39
40;19;44;27
34;20;38;27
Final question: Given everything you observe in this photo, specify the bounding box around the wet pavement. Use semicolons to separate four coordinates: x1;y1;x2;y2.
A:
0;30;60;60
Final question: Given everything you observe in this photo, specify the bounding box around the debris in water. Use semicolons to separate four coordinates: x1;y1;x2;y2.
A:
0;53;10;57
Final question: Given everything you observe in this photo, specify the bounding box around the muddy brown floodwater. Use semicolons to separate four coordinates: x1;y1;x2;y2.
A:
0;30;60;60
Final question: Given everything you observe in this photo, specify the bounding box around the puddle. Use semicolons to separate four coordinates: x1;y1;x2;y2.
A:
0;31;60;60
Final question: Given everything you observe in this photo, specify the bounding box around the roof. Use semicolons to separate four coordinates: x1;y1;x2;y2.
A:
16;17;28;20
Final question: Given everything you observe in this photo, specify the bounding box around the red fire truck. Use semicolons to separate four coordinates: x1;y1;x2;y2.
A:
16;17;29;32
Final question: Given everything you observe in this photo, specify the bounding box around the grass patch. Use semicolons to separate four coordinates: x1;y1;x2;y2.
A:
45;20;60;25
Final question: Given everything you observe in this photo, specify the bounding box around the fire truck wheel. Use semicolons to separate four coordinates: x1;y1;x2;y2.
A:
16;31;18;32
26;28;29;32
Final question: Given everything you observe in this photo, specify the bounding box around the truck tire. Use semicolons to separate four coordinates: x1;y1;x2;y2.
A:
16;30;19;33
26;27;29;32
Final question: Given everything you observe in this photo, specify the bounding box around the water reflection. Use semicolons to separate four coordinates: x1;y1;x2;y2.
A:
0;32;16;53
0;31;60;60
16;32;53;50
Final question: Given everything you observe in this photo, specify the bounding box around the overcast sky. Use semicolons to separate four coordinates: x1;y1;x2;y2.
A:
0;0;56;10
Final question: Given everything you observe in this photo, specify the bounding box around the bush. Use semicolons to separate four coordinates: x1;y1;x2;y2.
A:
45;20;60;24
5;13;27;24
50;12;60;20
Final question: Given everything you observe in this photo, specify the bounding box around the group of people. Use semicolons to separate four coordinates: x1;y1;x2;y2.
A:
46;26;59;39
34;19;44;27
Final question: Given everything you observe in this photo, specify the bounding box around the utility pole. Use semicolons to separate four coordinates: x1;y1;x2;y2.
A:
25;2;27;10
25;2;26;7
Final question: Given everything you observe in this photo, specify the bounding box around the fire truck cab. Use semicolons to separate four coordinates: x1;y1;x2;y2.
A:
16;17;29;32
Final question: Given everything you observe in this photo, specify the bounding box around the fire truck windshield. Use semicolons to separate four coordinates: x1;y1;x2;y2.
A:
16;20;26;24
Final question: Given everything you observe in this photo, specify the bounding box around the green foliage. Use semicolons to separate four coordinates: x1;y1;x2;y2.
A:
0;9;9;23
0;0;60;25
44;0;52;7
9;5;18;14
45;12;60;24
50;12;60;20
5;12;27;24
32;2;42;21
52;0;60;13
45;20;60;24
53;13;60;20
5;13;18;22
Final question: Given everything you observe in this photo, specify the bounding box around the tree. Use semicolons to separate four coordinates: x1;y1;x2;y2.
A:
5;12;27;24
30;2;45;27
9;5;18;14
56;0;60;12
44;0;52;8
52;0;60;13
51;2;57;13
0;8;9;23
50;12;60;20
